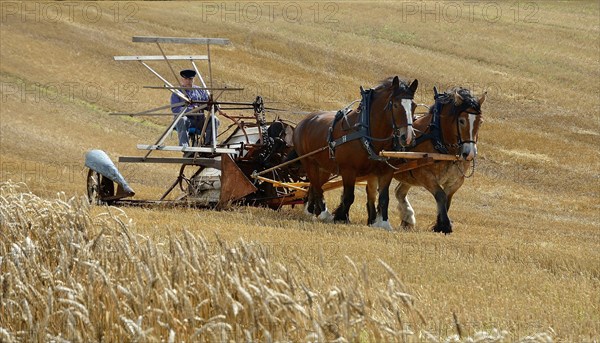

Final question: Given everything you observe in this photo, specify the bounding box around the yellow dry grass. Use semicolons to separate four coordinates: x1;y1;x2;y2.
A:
0;1;599;341
0;182;554;342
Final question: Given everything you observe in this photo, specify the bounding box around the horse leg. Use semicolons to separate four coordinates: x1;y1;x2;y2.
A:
366;175;378;225
438;177;465;229
431;187;452;234
395;182;416;229
444;177;465;211
371;173;394;231
315;187;334;222
303;164;331;221
416;173;452;234
313;170;334;222
304;186;315;217
333;171;356;223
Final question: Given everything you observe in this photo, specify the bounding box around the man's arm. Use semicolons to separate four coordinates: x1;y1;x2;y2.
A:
200;88;209;101
190;86;209;102
171;92;186;114
192;87;211;110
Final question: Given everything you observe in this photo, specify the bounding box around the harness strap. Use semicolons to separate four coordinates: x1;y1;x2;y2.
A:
360;86;372;132
329;130;366;151
327;88;387;161
327;106;355;158
415;95;449;154
328;89;370;156
361;137;389;162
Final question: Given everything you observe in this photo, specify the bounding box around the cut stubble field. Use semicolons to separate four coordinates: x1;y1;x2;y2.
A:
0;1;598;341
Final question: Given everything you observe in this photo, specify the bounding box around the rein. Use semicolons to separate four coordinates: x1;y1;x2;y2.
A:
457;158;476;178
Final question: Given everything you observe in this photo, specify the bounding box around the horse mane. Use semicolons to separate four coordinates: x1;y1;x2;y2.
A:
430;87;481;115
374;76;412;94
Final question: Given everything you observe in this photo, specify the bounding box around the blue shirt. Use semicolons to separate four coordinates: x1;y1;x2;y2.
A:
170;86;209;114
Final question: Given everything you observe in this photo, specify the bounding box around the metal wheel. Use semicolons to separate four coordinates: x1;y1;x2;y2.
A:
86;169;115;205
87;169;100;204
178;164;204;195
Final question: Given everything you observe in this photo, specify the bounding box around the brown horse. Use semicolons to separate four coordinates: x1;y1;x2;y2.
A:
293;76;418;229
367;87;485;233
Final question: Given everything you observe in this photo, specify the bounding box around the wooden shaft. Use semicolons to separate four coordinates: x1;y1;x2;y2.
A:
252;146;329;178
191;60;209;95
380;151;460;161
156;42;180;89
110;101;187;116
143;104;190;159
132;36;230;45
207;43;213;88
143;86;244;91
322;176;368;191
253;175;308;193
139;61;188;101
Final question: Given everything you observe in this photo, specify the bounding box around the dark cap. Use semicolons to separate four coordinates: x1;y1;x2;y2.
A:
180;69;196;78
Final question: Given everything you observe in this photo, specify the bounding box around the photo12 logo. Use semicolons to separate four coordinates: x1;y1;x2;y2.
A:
1;162;80;185
399;1;539;23
0;81;140;105
1;2;139;23
200;2;338;24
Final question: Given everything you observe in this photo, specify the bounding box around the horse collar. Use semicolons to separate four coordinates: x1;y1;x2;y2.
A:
328;88;388;162
415;98;448;154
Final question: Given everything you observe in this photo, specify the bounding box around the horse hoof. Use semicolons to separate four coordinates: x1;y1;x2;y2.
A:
370;220;393;231
431;225;452;234
333;212;349;223
402;215;416;227
303;206;314;217
317;210;334;222
370;215;393;231
400;220;415;231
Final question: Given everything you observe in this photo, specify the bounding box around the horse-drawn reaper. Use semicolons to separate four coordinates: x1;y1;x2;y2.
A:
85;36;484;233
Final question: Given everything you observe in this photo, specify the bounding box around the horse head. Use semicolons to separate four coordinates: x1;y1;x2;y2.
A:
379;76;418;149
437;88;486;161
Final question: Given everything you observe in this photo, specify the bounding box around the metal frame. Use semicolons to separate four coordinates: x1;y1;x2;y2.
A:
114;55;209;61
136;144;238;154
113;36;235;159
132;36;230;45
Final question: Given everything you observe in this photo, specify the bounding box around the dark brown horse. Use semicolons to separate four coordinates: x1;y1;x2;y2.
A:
367;87;485;233
293;76;418;229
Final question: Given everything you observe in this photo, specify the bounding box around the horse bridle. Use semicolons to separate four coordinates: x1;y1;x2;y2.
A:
385;91;414;151
428;94;481;153
449;99;481;178
452;104;481;149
